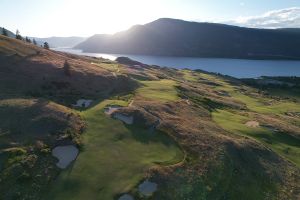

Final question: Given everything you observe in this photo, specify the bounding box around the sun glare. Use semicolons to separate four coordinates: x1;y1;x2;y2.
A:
51;0;160;36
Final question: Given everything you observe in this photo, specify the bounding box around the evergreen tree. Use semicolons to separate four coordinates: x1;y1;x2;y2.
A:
43;42;49;49
16;29;22;40
25;37;32;43
33;38;37;45
2;28;8;36
63;60;71;76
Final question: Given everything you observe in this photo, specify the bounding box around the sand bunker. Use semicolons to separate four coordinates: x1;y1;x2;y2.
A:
73;99;93;108
104;105;133;124
113;113;134;125
104;105;122;115
138;180;158;196
245;121;260;128
118;194;134;200
52;145;79;169
216;91;230;97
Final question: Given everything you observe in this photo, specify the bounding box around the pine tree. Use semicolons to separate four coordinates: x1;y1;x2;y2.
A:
63;60;71;76
43;42;49;49
2;28;8;36
16;29;22;40
25;37;32;43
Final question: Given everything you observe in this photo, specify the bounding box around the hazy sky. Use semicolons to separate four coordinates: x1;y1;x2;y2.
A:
1;0;299;37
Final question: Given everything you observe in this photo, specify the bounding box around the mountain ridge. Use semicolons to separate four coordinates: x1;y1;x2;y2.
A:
1;27;86;48
76;18;300;60
34;36;87;48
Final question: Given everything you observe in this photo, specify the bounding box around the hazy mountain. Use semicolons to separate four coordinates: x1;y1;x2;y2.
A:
34;36;87;48
0;27;15;38
76;18;300;60
0;27;86;48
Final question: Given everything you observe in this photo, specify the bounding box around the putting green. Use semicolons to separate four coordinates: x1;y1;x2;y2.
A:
46;100;183;200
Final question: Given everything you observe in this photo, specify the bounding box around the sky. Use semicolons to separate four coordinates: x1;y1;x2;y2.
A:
0;0;300;37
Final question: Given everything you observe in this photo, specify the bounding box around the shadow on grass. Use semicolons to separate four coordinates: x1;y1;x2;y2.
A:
245;129;300;148
123;123;176;147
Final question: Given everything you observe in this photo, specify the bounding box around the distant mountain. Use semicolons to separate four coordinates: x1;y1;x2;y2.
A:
0;27;15;38
0;27;86;48
76;18;300;60
34;36;87;48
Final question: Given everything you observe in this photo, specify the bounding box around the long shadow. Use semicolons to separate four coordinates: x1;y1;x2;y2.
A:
251;130;300;148
123;123;175;147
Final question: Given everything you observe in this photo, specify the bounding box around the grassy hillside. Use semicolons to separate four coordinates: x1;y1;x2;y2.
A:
0;98;84;199
213;109;300;167
0;35;299;200
136;80;179;102
0;35;137;105
46;100;183;199
149;70;299;200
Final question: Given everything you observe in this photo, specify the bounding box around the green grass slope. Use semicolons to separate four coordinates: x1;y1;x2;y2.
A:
149;70;300;200
213;109;300;167
136;79;179;102
1;36;299;200
46;100;183;200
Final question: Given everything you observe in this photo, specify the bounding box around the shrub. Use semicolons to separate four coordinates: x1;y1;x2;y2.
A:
43;42;49;49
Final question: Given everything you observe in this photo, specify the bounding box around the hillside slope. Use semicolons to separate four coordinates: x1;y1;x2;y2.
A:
0;35;299;200
76;18;300;59
0;35;137;105
0;35;138;199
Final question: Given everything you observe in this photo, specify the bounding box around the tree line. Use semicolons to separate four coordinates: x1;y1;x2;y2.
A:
2;27;49;49
2;27;71;77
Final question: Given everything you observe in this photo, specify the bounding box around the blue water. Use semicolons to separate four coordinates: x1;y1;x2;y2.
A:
53;48;300;78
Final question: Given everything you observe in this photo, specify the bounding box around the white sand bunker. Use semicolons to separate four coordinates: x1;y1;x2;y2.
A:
246;121;260;128
52;145;79;169
113;113;134;125
73;99;93;108
138;180;158;196
104;105;122;115
118;194;134;200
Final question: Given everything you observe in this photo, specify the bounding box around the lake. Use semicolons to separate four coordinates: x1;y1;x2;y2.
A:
53;48;300;78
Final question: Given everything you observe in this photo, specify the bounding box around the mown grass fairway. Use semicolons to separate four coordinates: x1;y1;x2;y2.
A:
137;79;179;102
213;109;300;167
46;100;183;200
211;77;300;114
230;92;300;114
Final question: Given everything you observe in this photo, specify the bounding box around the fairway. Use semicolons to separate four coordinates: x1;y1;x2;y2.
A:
213;109;300;167
213;78;300;115
46;100;183;200
137;80;179;102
